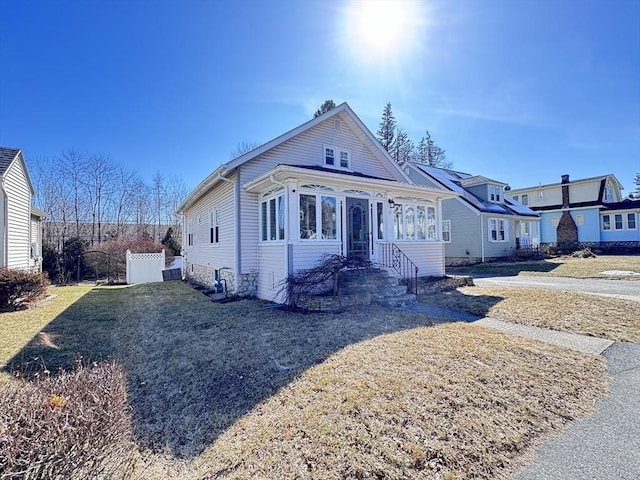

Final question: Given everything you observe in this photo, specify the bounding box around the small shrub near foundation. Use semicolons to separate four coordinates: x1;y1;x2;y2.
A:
0;359;137;480
0;268;49;309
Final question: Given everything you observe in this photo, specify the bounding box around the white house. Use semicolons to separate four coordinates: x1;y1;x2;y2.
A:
177;103;458;302
0;147;45;272
404;163;540;265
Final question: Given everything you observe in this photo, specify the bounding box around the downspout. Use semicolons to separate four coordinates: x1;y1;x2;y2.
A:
480;214;485;263
215;172;237;293
0;178;7;267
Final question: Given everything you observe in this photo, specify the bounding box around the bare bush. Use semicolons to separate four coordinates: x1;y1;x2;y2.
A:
86;234;174;282
0;268;50;309
0;359;138;479
279;254;379;305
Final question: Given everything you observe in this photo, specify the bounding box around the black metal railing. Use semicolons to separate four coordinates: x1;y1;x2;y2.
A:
379;242;418;295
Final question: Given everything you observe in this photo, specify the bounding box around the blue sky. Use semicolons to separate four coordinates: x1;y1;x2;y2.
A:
1;0;639;195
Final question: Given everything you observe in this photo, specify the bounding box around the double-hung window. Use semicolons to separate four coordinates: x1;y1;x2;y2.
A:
602;214;611;231
521;194;529;206
628;213;637;230
489;185;502;203
210;208;219;244
324;145;350;170
614;214;623;230
261;194;285;241
188;219;194;246
442;220;451;243
299;193;337;240
488;218;508;242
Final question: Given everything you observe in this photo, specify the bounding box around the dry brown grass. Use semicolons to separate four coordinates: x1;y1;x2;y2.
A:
197;323;607;480
447;255;640;280
422;286;640;343
2;282;609;479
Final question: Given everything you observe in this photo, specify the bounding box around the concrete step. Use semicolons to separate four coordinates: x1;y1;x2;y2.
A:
372;285;409;298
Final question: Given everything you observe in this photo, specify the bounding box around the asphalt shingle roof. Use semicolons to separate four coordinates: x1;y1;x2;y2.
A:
0;147;21;176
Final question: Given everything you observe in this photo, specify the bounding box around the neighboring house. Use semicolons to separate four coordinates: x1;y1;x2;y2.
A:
176;103;458;302
509;174;639;247
403;163;540;265
0;147;45;272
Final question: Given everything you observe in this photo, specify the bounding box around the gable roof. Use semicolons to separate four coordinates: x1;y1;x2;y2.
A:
178;103;411;212
0;146;35;196
410;163;539;218
0;147;21;176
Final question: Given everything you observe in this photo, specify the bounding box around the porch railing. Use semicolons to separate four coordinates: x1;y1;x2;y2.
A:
379;242;419;295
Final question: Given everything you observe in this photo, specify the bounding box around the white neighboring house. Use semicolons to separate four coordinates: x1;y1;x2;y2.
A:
403;163;540;265
0;147;45;272
177;103;458;302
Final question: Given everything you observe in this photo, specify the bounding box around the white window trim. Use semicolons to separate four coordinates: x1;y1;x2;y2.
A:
521;194;529;206
392;202;438;242
488;218;508;243
323;144;351;170
601;214;611;231
210;207;219;245
627;212;637;230
442;219;451;243
260;193;286;242
613;213;624;230
489;185;502;203
298;192;339;241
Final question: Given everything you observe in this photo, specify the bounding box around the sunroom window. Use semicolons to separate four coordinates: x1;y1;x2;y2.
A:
260;194;285;241
392;203;437;241
299;193;337;240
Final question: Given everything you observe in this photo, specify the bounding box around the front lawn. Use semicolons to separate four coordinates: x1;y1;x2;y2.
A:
447;255;640;279
420;286;640;343
1;282;608;479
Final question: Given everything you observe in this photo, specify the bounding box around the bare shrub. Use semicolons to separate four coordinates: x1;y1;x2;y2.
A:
87;234;174;282
279;254;379;305
0;268;50;309
0;359;138;480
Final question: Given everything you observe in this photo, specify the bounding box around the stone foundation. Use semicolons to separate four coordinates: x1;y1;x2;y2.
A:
236;272;258;298
186;263;215;288
295;292;372;312
445;257;482;267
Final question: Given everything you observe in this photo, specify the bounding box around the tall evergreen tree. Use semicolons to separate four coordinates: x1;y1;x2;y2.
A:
392;128;414;164
631;172;640;199
313;99;336;118
377;102;396;153
412;130;450;168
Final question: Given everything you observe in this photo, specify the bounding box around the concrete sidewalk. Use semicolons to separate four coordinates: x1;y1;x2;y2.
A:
473;317;614;355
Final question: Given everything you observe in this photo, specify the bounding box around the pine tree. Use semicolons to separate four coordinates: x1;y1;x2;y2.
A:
377;102;396;153
313;99;336;118
631;172;640;199
392;128;414;164
412;130;450;168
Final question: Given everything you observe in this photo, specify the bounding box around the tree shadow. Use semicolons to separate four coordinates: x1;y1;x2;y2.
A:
447;259;560;278
3;281;502;460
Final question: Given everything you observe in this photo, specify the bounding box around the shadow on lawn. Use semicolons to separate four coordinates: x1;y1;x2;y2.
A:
3;281;502;459
446;259;560;277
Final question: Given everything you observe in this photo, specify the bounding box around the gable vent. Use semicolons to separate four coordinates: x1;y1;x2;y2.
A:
333;119;341;131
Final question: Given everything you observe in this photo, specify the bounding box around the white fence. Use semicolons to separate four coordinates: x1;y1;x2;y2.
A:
126;250;165;284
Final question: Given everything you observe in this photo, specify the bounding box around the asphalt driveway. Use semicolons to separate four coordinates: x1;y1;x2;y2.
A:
473;275;640;302
513;342;640;480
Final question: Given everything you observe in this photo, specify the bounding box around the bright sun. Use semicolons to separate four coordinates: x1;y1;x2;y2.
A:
345;0;423;63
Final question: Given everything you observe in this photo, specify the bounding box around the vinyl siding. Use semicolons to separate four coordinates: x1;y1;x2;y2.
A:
390;242;445;277
238;187;259;272
183;172;235;274
257;243;286;302
290;242;342;272
4;159;31;269
482;215;517;258
0;192;5;267
441;199;481;258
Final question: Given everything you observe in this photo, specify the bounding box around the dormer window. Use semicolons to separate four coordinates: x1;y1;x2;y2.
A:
489;185;502;203
324;145;350;169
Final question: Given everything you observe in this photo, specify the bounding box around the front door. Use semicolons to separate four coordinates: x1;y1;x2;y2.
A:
346;197;369;258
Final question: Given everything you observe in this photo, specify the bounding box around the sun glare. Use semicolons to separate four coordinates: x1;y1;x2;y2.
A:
345;0;423;64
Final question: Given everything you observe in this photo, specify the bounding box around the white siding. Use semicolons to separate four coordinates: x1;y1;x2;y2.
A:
183;172;235;273
290;242;342;272
390;242;445;277
257;243;286;302
0;192;5;267
239;187;259;272
483;215;517;258
4;159;31;270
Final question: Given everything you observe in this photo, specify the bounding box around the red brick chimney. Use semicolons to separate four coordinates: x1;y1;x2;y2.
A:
561;174;570;208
